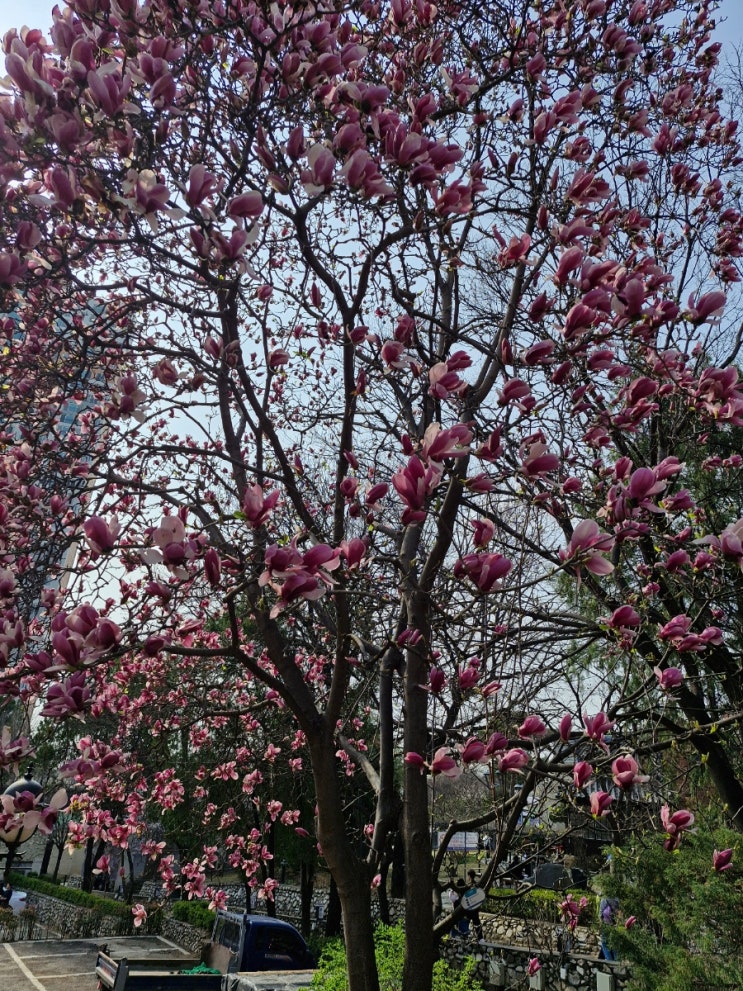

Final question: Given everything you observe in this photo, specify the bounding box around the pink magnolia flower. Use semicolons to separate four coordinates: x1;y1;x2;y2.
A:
83;515;119;556
713;848;733;872
93;855;111;875
371;874;382;889
520;440;559;475
268;348;289;368
185;164;217;207
625;915;637;929
227;191;263;219
560;520;615;576
559;714;572;742
397;628;423;647
301;143;336;194
421;423;472;461
460;738;486;764
611;755;649;791
41;672;91;718
340;538;367;569
658;614;691;641
686;290;726;324
141;840;166;860
484;732;509;755
573;761;593;789
498;377;533;408
517;715;547;739
132;904;147;928
427;364;467;399
258;878;279;902
590;790;613;817
457;657;481;691
404;749;462;778
454;552;513;592
425;667;446;694
560;895;587;921
523;339;556;365
365;482;389;508
430;747;462;778
207;888;228;912
660;804;694;850
497;748;529;773
204;547;221;586
153;358;179;385
526;957;541;976
497;233;532;267
606;605;641;630
554;244;584;285
717;518;743;563
654;666;684;691
471;518;495;548
583;711;615;744
392;455;442;523
241;484;280;527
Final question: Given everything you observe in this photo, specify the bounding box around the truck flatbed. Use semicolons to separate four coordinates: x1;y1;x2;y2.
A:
95;950;223;991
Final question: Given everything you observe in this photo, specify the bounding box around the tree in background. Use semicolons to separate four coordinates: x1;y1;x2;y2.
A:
2;1;743;990
605;819;742;990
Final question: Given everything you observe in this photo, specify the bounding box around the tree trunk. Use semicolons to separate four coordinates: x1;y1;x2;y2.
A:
310;730;379;991
692;732;743;830
390;832;405;900
401;600;434;991
124;847;135;903
52;842;65;882
39;836;53;877
376;861;390;926
82;837;95;893
325;876;342;938
3;843;17;881
299;860;314;937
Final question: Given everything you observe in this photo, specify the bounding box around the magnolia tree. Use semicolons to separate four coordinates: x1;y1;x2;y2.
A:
2;0;743;988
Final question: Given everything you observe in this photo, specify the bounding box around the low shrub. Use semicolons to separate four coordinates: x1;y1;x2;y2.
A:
485;886;597;924
312;923;486;991
170;899;216;932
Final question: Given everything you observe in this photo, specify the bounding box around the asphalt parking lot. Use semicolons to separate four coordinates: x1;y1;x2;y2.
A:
0;935;195;991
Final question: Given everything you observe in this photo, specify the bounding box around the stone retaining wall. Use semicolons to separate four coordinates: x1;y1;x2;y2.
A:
24;885;629;991
440;938;628;990
24;891;133;938
161;915;211;952
138;881;405;927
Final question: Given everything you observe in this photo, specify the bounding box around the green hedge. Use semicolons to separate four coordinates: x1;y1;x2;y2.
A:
170;900;216;932
485;886;597;924
8;873;164;934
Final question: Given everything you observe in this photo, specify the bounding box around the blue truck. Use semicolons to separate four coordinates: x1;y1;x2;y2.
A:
95;911;315;991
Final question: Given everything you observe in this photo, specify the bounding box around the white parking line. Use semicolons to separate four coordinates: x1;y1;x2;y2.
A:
35;973;93;978
3;943;47;991
11;951;92;959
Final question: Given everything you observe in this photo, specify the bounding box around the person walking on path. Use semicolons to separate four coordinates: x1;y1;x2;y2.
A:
599;894;620;960
465;870;485;942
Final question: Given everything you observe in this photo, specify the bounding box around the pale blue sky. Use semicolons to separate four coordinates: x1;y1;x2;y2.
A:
1;0;742;114
1;0;742;61
2;0;742;42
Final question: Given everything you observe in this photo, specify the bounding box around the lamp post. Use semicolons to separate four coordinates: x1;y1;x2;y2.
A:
0;766;44;879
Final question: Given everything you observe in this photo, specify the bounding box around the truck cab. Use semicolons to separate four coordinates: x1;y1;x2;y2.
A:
211;911;314;972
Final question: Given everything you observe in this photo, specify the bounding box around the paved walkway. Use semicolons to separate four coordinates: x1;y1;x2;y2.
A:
0;936;193;991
